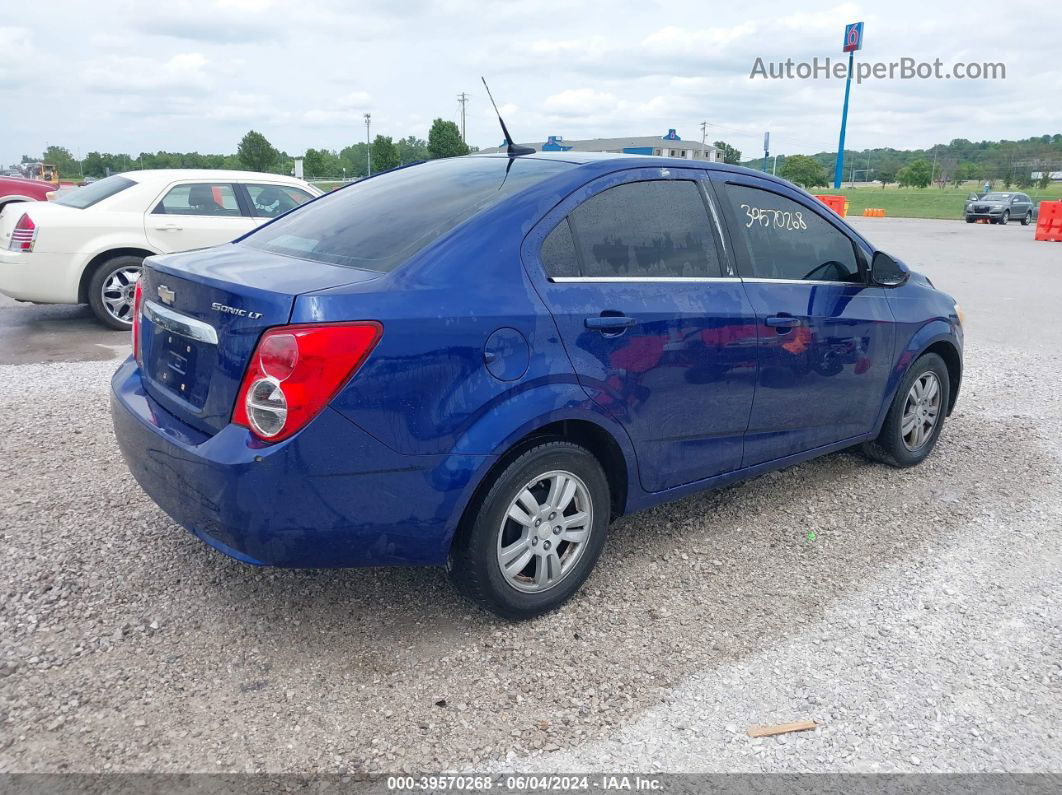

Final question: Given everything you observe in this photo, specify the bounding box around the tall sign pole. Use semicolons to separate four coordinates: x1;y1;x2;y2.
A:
763;132;770;173
834;22;864;189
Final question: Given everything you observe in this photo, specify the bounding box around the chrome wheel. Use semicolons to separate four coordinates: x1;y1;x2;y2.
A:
101;266;141;325
1000;210;1009;225
496;470;592;593
901;371;941;451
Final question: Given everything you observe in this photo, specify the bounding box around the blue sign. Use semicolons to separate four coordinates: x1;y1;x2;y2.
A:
662;128;681;141
542;135;572;152
843;22;864;53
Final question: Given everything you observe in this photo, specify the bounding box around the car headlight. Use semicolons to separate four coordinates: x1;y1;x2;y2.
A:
954;304;965;326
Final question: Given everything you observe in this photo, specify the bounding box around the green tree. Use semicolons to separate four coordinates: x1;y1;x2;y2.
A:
237;130;279;172
397;135;430;164
779;154;827;188
427;118;469;159
1039;170;1055;189
303;148;341;179
371;135;400;172
43;145;78;176
875;167;897;186
713;140;742;165
897;158;932;188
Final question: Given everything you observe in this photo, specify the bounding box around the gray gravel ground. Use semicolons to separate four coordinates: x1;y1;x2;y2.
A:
0;218;1060;774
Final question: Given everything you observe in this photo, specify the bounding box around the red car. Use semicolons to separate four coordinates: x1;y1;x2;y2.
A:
0;175;56;216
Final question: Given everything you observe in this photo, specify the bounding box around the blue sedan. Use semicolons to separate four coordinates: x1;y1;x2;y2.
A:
110;152;963;619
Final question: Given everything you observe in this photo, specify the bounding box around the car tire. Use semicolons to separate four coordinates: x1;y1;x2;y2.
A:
87;255;144;330
965;216;975;223
1021;211;1032;226
862;352;950;468
999;210;1009;225
449;441;610;620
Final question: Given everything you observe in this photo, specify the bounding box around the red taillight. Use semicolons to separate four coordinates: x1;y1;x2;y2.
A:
232;322;382;442
132;280;144;366
8;213;37;252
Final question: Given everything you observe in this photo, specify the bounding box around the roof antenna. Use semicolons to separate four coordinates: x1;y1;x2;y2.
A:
481;77;536;157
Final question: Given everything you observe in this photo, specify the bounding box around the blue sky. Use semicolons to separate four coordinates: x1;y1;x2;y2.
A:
1;0;1060;165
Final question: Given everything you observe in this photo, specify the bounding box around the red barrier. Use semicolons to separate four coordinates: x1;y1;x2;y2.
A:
1035;201;1062;242
814;194;846;217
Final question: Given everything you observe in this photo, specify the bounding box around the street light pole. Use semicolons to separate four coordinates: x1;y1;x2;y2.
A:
364;113;372;177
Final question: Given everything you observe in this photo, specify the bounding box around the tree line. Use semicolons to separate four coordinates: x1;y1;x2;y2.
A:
24;119;473;181
729;133;1062;189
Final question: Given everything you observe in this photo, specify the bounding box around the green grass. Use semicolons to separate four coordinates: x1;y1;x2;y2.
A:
827;182;1062;220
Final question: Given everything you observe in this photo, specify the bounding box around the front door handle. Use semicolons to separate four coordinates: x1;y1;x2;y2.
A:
765;315;801;328
585;315;637;331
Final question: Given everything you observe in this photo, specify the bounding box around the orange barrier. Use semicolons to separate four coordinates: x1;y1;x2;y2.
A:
1035;201;1062;242
863;208;886;217
814;194;846;217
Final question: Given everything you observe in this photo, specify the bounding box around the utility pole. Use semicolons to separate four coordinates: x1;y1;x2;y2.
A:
457;92;470;143
700;120;708;147
772;154;777;175
364;113;372;177
763;132;770;173
931;147;938;186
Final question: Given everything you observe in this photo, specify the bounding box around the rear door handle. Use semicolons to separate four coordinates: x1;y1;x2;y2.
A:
765;315;801;328
154;224;183;231
585;315;637;331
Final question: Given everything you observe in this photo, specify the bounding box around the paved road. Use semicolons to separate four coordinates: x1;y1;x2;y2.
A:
0;218;1059;774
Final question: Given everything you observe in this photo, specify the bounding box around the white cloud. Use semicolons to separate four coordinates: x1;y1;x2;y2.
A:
83;52;211;94
0;0;1059;163
544;89;621;116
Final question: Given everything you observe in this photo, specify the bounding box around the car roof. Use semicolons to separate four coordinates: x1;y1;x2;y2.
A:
473;150;798;191
116;169;309;186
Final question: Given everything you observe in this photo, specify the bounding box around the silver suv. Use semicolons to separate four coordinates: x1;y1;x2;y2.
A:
965;191;1035;225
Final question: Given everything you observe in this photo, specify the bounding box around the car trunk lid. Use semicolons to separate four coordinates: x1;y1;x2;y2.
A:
138;244;380;435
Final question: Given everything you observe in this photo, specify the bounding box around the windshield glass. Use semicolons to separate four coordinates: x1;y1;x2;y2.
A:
981;193;1012;201
242;157;574;272
53;175;136;209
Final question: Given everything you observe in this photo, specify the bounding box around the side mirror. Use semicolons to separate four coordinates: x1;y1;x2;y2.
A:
871;251;909;287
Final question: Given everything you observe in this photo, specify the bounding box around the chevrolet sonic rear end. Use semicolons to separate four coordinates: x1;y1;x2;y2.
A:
112;153;963;619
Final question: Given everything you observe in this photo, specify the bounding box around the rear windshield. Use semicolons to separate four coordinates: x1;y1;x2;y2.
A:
53;175;136;209
242;156;573;272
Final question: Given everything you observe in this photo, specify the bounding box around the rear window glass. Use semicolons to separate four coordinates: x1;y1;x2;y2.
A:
53;175;135;209
242;157;573;272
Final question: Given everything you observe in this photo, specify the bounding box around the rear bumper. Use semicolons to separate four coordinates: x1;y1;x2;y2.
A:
110;358;491;567
0;250;81;303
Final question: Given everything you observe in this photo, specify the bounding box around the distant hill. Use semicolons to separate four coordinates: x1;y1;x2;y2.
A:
741;134;1062;185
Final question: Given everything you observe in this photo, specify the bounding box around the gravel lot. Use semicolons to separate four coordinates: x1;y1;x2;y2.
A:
1;218;1060;774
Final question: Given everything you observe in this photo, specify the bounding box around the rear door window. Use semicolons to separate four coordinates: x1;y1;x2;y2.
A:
555;179;722;278
154;184;242;217
722;184;860;283
244;184;314;218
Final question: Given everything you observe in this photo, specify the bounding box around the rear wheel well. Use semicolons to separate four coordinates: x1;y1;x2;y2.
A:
78;248;154;304
451;420;630;552
922;340;961;414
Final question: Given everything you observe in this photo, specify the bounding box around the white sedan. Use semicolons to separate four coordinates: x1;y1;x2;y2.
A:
0;169;322;328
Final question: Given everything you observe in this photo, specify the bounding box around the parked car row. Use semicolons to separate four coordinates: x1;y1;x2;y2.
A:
0;170;320;327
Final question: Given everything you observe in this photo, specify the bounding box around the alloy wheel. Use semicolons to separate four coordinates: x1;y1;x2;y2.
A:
901;371;941;451
496;470;593;593
100;266;141;325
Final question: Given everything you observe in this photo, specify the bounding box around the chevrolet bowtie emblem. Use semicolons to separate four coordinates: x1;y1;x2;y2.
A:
157;284;175;305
